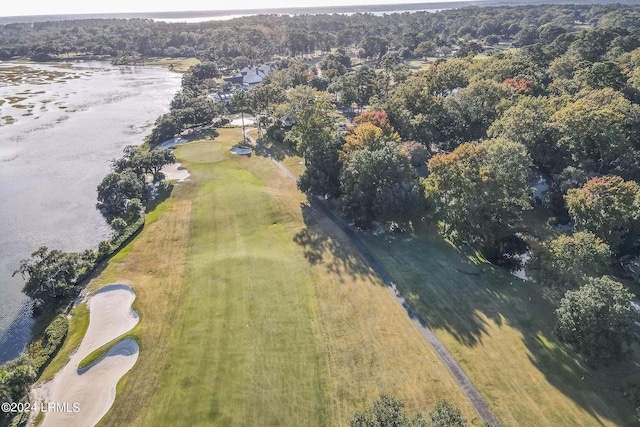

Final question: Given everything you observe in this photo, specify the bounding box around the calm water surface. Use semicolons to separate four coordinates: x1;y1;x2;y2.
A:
0;61;181;363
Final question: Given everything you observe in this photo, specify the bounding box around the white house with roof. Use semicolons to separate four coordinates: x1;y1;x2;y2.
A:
223;64;273;90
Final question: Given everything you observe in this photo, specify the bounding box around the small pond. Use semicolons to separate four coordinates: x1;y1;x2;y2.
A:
494;233;531;281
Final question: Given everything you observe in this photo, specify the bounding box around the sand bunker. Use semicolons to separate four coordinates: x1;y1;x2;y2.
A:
230;146;252;155
33;284;139;427
159;136;188;149
161;162;190;182
229;117;254;126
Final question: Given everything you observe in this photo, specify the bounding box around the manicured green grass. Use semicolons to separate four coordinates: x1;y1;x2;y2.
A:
362;224;640;426
38;303;89;383
91;129;477;426
142;137;325;426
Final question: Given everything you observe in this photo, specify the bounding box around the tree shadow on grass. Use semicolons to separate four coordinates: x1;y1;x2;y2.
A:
361;223;640;424
145;182;174;213
292;192;640;423
293;201;378;282
374;232;508;347
253;137;298;162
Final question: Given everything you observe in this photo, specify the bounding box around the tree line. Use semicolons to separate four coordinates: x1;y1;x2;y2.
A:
1;3;640;65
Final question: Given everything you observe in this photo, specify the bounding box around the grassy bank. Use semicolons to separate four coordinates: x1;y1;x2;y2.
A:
362;225;640;426
37;303;89;383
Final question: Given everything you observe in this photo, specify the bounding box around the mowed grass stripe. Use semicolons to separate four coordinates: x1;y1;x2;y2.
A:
239;137;479;424
143;134;324;426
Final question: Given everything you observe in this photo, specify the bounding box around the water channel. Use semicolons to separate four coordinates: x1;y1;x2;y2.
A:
0;61;181;363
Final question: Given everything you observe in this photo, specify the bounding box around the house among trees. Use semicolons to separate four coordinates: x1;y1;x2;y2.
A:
281;115;295;129
210;90;234;105
210;64;274;104
223;64;272;90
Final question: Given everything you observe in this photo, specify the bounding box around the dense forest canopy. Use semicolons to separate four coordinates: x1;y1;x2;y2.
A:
2;4;640;62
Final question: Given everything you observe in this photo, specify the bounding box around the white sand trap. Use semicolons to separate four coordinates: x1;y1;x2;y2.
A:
159;136;188;149
229;117;254;126
34;284;139;427
162;162;190;181
230;146;252;155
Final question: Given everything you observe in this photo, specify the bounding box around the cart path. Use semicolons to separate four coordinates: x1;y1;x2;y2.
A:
245;130;499;425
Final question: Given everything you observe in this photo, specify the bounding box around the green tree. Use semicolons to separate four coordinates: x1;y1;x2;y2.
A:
488;96;563;174
575;61;628;91
384;74;448;145
283;86;341;197
350;394;430;427
351;394;409;427
283;86;335;153
112;146;176;184
110;217;128;236
350;395;469;427
552;88;640;176
248;83;286;138
424;138;532;251
96;170;145;216
340;142;423;228
4;357;37;398
401;141;429;167
473;51;545;93
527;232;611;291
425;58;470;96
297;135;343;198
555;276;635;365
414;40;436;58
443;80;513;142
148;112;182;147
142;149;177;184
338;66;379;111
13;247;95;302
565;175;640;250
429;400;468;427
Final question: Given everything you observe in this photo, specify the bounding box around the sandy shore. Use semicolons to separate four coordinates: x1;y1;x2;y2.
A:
32;284;139;427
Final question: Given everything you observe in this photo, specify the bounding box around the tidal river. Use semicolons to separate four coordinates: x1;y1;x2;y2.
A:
0;61;181;363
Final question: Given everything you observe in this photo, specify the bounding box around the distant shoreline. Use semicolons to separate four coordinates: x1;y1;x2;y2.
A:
3;0;640;24
0;1;491;25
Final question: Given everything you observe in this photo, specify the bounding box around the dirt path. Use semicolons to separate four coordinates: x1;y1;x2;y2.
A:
245;130;500;426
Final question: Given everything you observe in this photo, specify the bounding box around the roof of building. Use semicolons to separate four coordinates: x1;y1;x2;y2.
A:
223;64;273;86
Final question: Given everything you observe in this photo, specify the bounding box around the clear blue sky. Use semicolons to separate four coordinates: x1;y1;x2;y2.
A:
2;0;470;17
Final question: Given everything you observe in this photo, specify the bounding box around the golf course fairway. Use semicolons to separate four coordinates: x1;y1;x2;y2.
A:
85;128;476;426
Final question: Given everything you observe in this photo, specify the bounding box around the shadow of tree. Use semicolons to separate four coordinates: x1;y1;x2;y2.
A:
293;202;373;281
145;182;174;212
357;222;640;424
288;173;640;424
254;136;298;162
